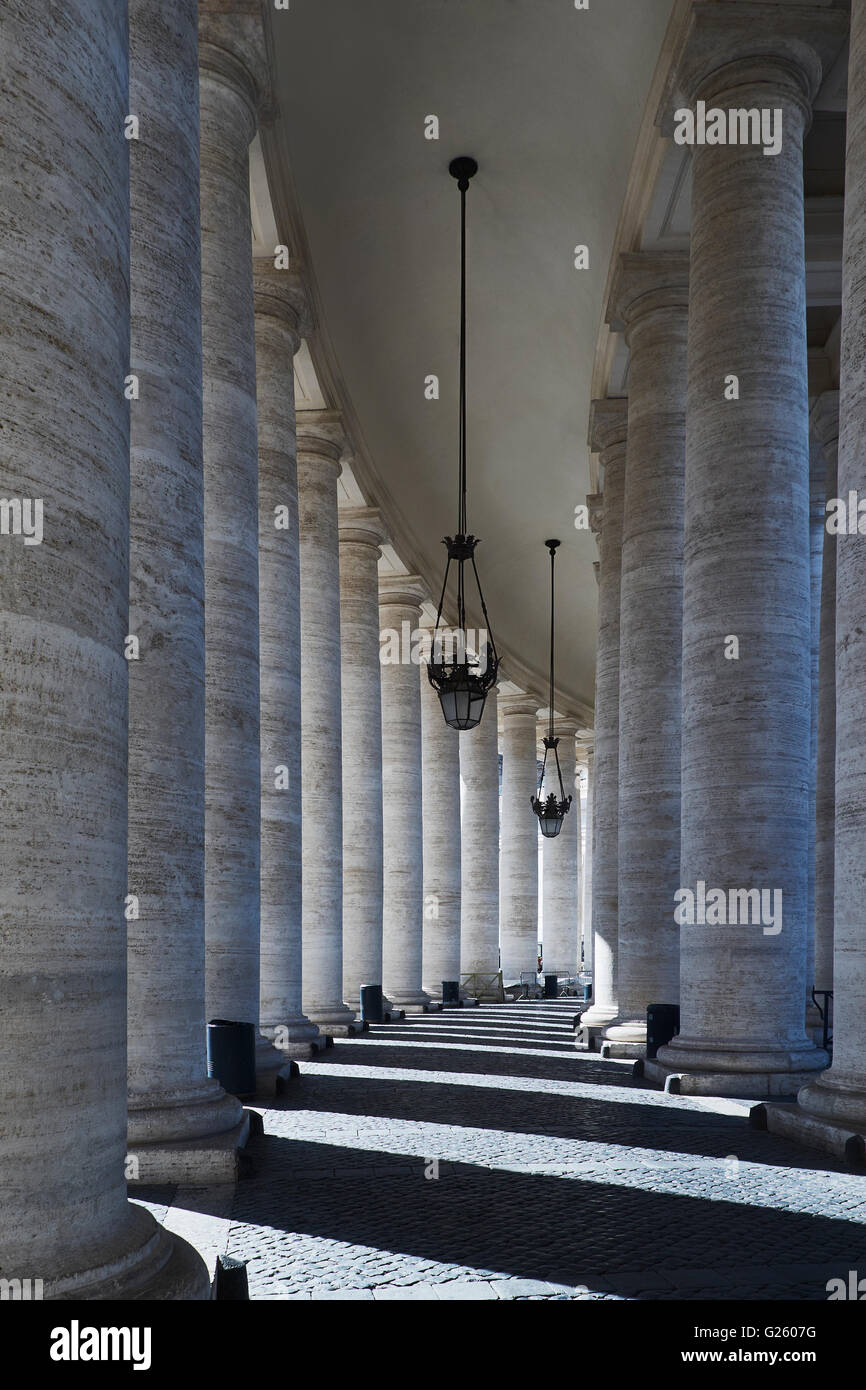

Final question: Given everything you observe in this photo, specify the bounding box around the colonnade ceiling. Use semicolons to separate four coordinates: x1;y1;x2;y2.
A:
259;0;676;718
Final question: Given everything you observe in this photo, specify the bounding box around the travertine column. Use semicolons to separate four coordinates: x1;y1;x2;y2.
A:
380;577;431;1011
421;656;462;997
255;265;320;1058
540;722;580;975
200;5;286;1087
605;253;688;1050
805;418;827;1029
460;688;501;980
339;507;388;1009
794;0;866;1141
581;402;628;1027
298;413;357;1033
0;0;207;1297
652;5;844;1094
499;694;541;981
127;0;245;1176
577;740;594;974
811;393;839;999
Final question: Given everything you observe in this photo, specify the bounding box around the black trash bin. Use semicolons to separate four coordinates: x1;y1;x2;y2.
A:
207;1019;256;1097
360;984;384;1024
646;1003;680;1059
544;973;559;999
442;980;460;1005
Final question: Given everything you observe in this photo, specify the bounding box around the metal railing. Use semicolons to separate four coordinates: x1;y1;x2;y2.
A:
460;971;505;1003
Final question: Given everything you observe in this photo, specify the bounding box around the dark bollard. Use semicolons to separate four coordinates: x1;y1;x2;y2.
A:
207;1019;256;1098
441;980;460;1005
214;1254;249;1301
646;1003;680;1059
544;973;559;999
360;984;384;1024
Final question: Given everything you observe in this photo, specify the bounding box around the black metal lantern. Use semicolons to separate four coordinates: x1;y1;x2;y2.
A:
531;539;572;838
427;156;499;731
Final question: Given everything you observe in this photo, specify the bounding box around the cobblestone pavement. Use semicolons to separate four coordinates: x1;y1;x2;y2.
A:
137;1001;866;1300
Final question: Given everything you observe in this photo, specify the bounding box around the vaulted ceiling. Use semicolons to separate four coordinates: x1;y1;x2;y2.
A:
261;0;678;717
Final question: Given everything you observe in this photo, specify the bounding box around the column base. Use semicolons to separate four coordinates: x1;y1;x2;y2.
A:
600;1018;647;1059
261;1014;323;1060
303;1001;359;1034
386;989;435;1014
599;1039;646;1060
255;1035;300;1098
46;1204;210;1301
752;1101;866;1166
128;1113;251;1186
642;1033;828;1098
127;1078;247;1184
578;1002;619;1029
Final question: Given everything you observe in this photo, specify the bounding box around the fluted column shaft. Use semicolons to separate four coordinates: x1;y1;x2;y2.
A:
805;422;827;1022
540;725;580;974
0;0;206;1297
581;402;627;1026
255;266;320;1056
421;661;462;996
655;9;843;1088
499;694;541;981
298;413;356;1031
339;509;388;1008
812;395;839;997
460;689;501;979
127;0;243;1160
380;578;431;1010
606;254;688;1045
798;0;866;1131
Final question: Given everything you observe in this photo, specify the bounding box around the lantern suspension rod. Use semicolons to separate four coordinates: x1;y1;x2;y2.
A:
546;538;560;741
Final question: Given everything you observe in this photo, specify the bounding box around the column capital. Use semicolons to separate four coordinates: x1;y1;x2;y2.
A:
658;1;848;132
339;506;389;550
607;250;690;337
586;492;604;536
498;692;540;721
378;573;427;612
296;410;346;474
588;397;628;460
253;260;311;347
810;389;840;452
198;1;271;133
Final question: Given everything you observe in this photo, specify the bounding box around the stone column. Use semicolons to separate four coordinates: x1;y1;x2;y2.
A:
577;740;594;975
421;656;462;998
199;4;287;1089
460;688;501;982
297;413;358;1033
339;507;388;1010
255;264;321;1058
788;0;866;1148
461;692;500;989
805;418;827;1032
0;0;207;1297
540;722;580;975
379;576;432;1012
650;4;844;1095
498;693;541;982
811;393;839;1001
604;253;689;1053
126;0;246;1180
580;402;628;1028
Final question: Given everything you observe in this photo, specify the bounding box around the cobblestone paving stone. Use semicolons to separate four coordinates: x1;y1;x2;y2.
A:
140;1002;866;1300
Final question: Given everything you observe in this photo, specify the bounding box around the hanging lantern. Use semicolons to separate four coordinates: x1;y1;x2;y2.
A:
427;156;499;731
531;539;572;838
